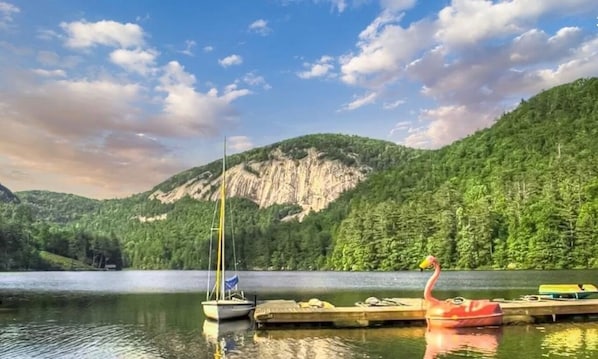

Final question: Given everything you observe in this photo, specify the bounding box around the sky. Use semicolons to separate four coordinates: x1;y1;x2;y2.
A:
1;0;597;199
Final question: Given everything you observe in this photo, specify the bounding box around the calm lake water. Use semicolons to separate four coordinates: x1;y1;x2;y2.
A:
1;270;597;359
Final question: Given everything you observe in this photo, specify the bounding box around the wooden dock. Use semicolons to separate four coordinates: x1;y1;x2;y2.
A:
253;297;598;329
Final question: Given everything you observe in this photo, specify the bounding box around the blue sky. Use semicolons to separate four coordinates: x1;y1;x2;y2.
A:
1;0;597;198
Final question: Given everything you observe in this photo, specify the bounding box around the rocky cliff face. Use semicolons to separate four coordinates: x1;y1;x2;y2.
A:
150;148;369;219
0;183;20;204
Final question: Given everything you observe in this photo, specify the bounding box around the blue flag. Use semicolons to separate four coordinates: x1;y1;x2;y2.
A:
224;275;239;290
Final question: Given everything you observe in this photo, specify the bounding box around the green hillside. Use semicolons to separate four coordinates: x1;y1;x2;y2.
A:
39;251;97;271
326;78;598;270
1;78;597;271
16;190;102;224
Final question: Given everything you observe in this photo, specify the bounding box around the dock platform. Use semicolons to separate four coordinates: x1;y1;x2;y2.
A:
253;298;598;329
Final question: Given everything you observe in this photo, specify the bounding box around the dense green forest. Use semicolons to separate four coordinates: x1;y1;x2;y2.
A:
1;78;597;271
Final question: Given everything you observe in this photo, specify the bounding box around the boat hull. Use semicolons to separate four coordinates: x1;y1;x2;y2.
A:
202;299;254;321
425;300;504;328
427;313;503;328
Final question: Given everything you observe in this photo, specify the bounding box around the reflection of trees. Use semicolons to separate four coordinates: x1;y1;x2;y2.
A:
542;325;598;356
1;293;219;359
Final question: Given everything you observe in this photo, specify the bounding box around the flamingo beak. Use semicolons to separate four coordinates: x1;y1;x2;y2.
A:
419;257;431;269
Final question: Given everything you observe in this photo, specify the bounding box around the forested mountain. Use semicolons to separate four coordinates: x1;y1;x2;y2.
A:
16;190;102;224
149;134;422;219
0;134;420;270
1;78;597;271
327;78;598;270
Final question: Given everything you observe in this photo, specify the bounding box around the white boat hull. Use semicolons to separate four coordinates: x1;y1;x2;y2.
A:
202;299;254;320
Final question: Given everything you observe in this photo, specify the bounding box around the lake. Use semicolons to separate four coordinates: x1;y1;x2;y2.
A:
1;270;597;358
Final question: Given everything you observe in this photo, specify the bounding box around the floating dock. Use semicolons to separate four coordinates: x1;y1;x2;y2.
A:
253;297;598;329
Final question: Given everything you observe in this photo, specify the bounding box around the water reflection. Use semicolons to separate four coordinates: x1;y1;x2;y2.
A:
253;325;505;359
254;329;360;359
542;324;598;356
424;327;502;358
202;319;252;358
0;322;164;358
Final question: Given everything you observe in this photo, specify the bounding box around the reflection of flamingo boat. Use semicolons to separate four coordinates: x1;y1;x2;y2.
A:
424;327;503;359
419;255;503;328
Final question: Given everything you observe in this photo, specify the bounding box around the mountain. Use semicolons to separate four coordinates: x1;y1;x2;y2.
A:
327;77;598;270
15;190;102;224
149;134;422;219
0;183;19;204
2;77;597;271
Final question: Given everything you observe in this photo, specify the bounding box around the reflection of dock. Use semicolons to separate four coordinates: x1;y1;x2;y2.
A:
254;298;598;328
254;326;503;359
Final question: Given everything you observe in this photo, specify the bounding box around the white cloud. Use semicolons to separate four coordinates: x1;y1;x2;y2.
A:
403;105;496;148
36;28;61;41
380;0;416;12
203;45;213;53
389;120;410;135
339;91;377;111
36;50;60;66
297;55;335;79
109;48;159;75
243;71;271;89
435;0;596;47
330;0;347;13
179;40;196;56
60;20;145;49
0;57;252;198
249;19;271;36
218;54;243;67
32;68;66;77
383;99;405;109
340;11;434;86
153;61;251;136
0;1;19;28
228;135;254;151
0;11;257;198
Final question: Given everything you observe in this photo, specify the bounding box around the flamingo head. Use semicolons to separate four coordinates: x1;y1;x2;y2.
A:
419;255;438;270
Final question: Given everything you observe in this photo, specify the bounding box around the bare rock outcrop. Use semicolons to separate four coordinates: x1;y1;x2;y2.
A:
150;148;368;220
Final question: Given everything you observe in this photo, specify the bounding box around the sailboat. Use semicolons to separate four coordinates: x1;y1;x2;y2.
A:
202;138;254;321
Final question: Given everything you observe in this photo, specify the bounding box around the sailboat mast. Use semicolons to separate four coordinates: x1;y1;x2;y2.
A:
218;138;227;300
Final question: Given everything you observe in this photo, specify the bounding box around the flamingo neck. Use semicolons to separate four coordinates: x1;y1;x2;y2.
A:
424;262;441;303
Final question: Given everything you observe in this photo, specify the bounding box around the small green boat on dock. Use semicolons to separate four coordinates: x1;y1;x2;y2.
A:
539;284;598;299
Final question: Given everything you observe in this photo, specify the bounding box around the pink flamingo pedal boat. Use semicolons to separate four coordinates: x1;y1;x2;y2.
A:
419;255;503;328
